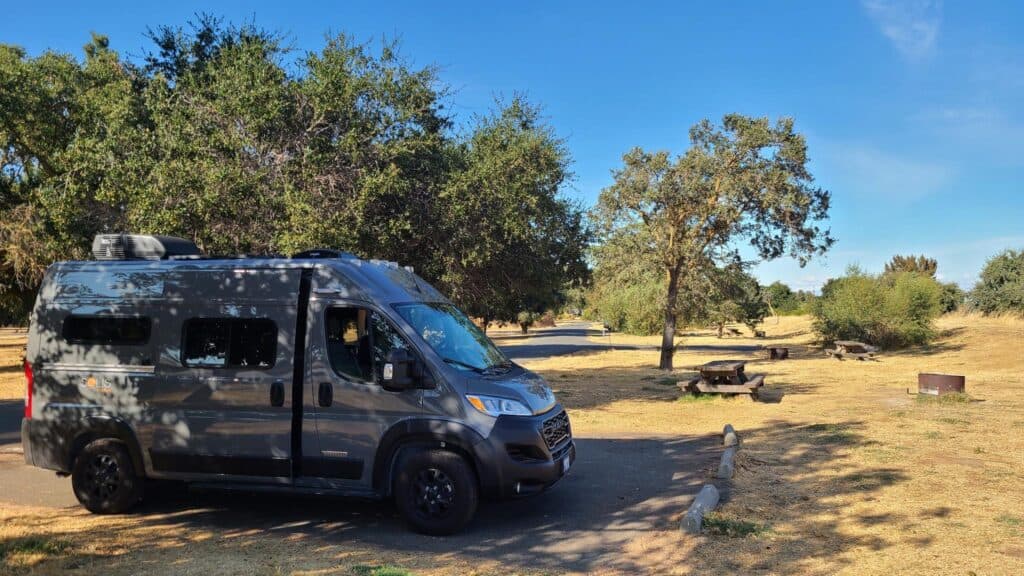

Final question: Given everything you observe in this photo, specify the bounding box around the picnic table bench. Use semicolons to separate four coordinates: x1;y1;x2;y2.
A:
763;345;789;360
678;360;765;399
826;340;878;361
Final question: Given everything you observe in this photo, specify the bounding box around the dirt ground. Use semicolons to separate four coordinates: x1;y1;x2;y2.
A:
2;315;1024;575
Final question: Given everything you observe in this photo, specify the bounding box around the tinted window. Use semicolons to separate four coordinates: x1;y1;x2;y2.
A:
370;312;411;382
183;318;277;368
62;316;151;345
325;308;411;384
325;308;372;381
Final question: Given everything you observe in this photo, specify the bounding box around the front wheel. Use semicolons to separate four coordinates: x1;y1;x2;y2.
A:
394;449;478;535
71;439;143;514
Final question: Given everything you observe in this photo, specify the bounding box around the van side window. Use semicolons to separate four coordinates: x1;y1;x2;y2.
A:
370;312;412;383
183;318;277;368
62;316;151;345
325;308;372;381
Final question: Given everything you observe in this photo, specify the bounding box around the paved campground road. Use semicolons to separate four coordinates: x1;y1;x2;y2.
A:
496;320;760;361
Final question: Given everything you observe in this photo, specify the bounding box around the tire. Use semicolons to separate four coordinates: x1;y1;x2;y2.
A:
71;439;143;514
393;449;478;535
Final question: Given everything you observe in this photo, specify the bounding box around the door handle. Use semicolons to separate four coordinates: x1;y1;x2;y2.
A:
270;380;285;407
318;382;333;407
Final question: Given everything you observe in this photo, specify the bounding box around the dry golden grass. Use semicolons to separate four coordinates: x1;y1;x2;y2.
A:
535;314;1024;574
0;328;27;402
2;316;1023;574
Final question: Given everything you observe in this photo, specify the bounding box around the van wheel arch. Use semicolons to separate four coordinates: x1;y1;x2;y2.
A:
69;419;145;478
373;420;484;497
384;440;480;497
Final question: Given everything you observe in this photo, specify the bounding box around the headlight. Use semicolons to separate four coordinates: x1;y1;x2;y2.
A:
466;394;532;417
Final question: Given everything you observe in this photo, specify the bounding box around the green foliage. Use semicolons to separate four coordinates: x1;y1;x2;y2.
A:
702;513;769;537
0;20;588;325
813;268;942;348
351;566;414;576
592;114;832;369
884;254;938;277
970;249;1024;314
437;97;589;325
585;270;665;335
915;392;973;404
763;281;816;315
586;226;768;336
688;264;767;335
0;537;71;560
938;281;964;313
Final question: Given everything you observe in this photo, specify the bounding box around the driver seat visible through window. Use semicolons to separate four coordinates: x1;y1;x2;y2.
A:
326;308;371;381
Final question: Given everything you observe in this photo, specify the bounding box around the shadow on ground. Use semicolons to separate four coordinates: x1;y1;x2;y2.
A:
1;436;722;575
670;419;912;574
1;419;917;574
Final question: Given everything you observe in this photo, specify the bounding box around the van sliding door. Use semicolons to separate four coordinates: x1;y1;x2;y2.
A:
146;269;300;481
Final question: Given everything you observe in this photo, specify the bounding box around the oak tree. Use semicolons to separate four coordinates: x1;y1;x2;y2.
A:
594;115;833;369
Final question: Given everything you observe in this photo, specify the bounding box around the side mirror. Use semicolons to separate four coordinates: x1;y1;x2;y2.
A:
383;349;432;391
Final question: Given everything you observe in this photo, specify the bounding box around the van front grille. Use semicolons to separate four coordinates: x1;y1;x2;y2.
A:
541;410;571;449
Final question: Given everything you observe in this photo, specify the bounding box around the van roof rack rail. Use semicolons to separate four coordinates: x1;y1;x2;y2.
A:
291;249;358;260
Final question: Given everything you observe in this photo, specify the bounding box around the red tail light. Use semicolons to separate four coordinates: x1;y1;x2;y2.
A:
23;359;33;419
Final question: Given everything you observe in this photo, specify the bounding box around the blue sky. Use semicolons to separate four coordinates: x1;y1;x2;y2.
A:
4;1;1022;290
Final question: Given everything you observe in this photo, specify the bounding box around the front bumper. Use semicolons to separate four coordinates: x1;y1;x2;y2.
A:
472;405;575;499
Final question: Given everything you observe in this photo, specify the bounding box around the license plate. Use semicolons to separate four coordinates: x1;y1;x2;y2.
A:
562;455;572;474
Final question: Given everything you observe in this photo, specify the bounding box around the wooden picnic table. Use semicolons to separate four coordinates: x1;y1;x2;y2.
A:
826;340;878;360
678;360;765;399
763;345;789;360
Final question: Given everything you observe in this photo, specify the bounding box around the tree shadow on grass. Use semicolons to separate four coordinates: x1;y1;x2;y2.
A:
2;421;916;575
2;435;726;575
665;419;913;574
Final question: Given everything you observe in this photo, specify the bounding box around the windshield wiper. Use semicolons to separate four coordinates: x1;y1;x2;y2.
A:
443;357;485;373
483;359;514;375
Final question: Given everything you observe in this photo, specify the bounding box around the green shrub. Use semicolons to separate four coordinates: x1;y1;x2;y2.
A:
971;249;1024;314
938;282;964;313
813;268;941;348
584;273;664;334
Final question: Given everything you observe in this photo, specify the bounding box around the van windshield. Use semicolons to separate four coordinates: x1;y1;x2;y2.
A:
393;303;509;372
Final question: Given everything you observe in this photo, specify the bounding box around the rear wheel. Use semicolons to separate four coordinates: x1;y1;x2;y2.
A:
394;449;477;535
71;439;143;514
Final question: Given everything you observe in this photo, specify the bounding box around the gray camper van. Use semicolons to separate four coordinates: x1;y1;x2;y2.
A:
20;234;574;534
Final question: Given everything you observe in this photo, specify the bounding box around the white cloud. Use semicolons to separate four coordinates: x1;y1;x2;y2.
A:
862;0;942;61
819;141;954;201
913;106;1024;162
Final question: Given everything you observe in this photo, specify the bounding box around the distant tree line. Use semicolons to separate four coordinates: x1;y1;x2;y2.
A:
0;16;589;326
583;247;1024;352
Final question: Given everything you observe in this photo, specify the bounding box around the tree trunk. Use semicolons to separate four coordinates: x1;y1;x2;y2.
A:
717;323;724;338
659;267;681;370
519;323;529;334
481;317;491;334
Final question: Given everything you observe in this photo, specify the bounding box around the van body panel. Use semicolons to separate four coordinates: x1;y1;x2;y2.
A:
23;248;575;512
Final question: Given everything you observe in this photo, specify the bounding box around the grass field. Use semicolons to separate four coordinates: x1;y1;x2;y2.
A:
1;315;1023;574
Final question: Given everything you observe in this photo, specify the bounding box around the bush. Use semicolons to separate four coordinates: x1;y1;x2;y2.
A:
971;249;1024;315
812;269;942;348
584;273;663;335
938;282;964;313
